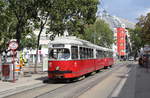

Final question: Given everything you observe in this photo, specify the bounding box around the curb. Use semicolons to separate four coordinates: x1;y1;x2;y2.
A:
0;82;46;98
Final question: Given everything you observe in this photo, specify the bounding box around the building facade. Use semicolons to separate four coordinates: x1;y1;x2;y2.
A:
116;27;126;57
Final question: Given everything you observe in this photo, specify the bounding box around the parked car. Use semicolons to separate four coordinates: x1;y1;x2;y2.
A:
128;57;134;61
138;54;150;67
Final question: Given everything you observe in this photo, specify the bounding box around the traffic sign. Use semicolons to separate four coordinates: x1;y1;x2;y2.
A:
9;41;18;50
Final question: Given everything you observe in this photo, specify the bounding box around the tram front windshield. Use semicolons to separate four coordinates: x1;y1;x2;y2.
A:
49;48;70;60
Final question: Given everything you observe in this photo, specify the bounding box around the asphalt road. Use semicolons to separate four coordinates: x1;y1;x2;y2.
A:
6;61;134;98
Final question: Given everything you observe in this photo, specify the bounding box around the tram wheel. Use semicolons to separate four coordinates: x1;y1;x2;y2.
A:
110;65;112;68
104;66;108;69
78;75;85;81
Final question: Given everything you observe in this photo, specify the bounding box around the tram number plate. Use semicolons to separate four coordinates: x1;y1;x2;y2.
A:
54;74;63;78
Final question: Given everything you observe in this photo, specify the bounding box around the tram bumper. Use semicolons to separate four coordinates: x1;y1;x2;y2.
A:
48;70;72;79
48;70;72;74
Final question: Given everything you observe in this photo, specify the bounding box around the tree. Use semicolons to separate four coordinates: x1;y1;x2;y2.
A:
128;13;150;58
46;0;99;37
0;0;38;53
128;27;143;58
7;0;37;49
0;0;16;52
136;13;150;45
20;32;37;49
1;0;99;72
32;0;53;73
32;0;99;73
83;19;114;48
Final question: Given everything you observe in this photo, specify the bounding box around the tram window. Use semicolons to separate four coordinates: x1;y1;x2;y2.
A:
83;48;86;58
96;50;103;58
80;47;83;59
87;48;91;59
88;49;91;58
80;47;86;59
79;47;93;59
111;52;113;57
106;52;109;57
49;48;70;60
105;51;107;57
108;52;110;57
96;50;98;58
49;49;57;59
83;48;86;59
103;51;107;57
105;51;110;57
89;48;93;59
109;52;113;57
91;49;94;58
85;48;88;59
71;46;78;59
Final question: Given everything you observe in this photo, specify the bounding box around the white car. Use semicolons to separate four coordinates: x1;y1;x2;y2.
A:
129;57;134;61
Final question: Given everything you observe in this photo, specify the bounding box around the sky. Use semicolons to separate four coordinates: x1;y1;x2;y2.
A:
98;0;150;23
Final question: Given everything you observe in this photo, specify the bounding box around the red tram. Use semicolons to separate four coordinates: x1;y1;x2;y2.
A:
48;36;114;79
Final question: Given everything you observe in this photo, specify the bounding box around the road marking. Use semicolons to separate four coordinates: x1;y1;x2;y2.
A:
111;68;131;97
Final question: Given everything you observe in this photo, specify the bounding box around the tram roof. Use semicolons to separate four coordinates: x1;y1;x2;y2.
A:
49;36;113;51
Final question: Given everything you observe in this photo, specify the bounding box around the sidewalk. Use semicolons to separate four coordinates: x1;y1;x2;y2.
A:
134;65;150;98
0;72;47;98
118;62;150;98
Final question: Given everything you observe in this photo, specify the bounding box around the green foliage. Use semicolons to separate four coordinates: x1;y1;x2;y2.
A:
6;0;37;48
45;0;99;36
0;0;37;52
0;0;16;52
20;33;37;49
136;13;150;45
83;19;114;48
0;0;99;52
128;12;150;57
128;27;143;56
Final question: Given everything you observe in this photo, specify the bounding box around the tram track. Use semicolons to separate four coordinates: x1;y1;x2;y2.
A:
36;62;130;98
5;62;130;98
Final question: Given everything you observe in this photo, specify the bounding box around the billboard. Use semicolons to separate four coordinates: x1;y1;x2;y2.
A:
116;27;126;56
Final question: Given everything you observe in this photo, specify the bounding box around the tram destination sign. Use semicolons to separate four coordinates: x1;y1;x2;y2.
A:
52;44;64;47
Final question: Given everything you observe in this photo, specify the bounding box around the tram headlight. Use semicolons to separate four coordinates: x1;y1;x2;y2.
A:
49;62;52;68
56;66;60;70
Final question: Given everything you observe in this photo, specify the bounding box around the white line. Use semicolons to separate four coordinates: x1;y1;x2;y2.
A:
111;68;131;97
111;77;127;97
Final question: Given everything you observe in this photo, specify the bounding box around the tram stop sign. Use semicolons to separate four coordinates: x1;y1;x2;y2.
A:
9;41;18;50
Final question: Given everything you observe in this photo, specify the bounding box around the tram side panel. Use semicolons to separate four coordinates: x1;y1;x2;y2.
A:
48;59;96;79
103;51;114;67
109;58;114;66
78;59;95;76
95;58;105;70
104;58;114;68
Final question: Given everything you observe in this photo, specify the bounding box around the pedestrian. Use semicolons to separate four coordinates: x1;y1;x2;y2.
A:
20;57;25;67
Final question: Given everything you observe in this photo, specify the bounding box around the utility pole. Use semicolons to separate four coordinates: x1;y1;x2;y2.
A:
94;32;96;44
